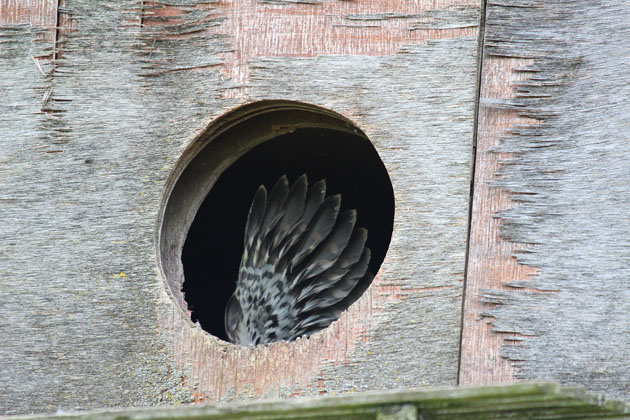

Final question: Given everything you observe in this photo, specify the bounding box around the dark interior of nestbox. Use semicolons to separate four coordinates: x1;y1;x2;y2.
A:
181;127;394;342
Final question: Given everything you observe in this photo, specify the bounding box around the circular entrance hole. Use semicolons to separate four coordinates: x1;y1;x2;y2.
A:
158;101;394;344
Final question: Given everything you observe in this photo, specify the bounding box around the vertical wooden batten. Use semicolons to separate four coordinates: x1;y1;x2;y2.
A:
460;0;630;401
459;52;539;384
459;1;540;383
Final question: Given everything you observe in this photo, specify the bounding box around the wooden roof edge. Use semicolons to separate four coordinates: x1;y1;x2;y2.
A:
4;382;629;420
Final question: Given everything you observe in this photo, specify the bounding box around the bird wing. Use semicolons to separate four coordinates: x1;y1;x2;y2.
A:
225;174;372;346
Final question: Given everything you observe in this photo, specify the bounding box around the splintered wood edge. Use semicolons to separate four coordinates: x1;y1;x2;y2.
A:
5;383;628;420
458;18;540;383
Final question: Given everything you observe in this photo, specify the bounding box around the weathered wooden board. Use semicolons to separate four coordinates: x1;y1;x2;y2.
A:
0;0;479;414
155;0;479;403
1;1;192;414
461;0;630;401
6;383;630;420
0;0;57;27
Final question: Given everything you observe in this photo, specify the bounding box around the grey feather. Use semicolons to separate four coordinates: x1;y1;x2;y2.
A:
295;227;367;303
275;178;324;262
224;174;372;346
303;179;326;223
299;249;369;313
261;175;289;238
244;186;267;249
272;174;307;250
298;209;356;281
289;194;341;272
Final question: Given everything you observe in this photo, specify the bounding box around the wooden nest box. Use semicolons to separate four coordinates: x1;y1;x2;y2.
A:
2;0;630;416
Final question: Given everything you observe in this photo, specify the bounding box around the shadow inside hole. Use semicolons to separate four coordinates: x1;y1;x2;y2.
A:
182;127;394;341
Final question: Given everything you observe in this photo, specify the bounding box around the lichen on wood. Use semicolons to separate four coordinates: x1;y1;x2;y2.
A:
7;383;630;420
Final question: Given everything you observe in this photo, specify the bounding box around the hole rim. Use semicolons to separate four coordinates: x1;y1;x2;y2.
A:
156;99;393;342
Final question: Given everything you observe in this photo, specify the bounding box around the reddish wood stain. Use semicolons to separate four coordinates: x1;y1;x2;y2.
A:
459;56;541;385
5;0;483;401
161;271;432;402
144;0;479;401
0;0;74;62
143;0;478;93
0;0;57;26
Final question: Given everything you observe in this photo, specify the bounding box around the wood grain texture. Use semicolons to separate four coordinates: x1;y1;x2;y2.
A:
0;0;479;414
0;0;57;26
7;383;630;420
461;0;630;400
141;0;479;96
459;51;538;383
157;2;479;402
0;1;197;414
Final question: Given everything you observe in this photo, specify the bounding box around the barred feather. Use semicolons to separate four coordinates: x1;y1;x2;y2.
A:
224;174;372;346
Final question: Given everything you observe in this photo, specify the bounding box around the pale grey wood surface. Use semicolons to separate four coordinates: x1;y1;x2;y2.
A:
244;42;476;393
4;0;630;415
479;0;630;399
1;4;201;413
0;0;478;414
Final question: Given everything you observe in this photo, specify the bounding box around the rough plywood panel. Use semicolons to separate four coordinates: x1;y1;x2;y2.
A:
242;46;476;392
463;0;630;399
0;1;202;414
155;3;479;401
0;0;479;414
